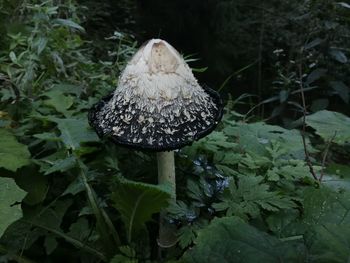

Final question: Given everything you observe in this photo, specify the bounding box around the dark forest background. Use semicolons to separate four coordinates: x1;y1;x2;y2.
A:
79;0;350;122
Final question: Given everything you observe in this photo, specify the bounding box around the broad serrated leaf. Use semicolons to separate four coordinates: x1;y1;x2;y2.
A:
110;178;171;242
0;128;31;171
213;176;295;219
68;217;90;241
0;177;26;238
178;224;199;249
187;131;237;156
53;118;99;150
44;156;76;175
223;122;311;159
305;110;350;145
182;216;306;263
44;90;74;116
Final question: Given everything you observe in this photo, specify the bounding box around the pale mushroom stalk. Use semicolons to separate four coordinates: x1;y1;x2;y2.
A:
157;151;176;248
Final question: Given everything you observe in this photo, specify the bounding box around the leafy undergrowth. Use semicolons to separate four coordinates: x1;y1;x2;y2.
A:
1;1;350;263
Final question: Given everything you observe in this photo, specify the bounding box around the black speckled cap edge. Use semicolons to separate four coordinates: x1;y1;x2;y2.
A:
88;85;224;152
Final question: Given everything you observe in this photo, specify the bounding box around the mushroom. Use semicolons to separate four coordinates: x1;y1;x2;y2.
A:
88;39;223;247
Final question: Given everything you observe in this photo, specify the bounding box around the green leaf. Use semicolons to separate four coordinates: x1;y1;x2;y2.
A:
325;163;350;179
68;217;90;241
34;37;48;55
110;177;171;242
330;81;349;103
306;68;327;85
0;177;26;238
188;131;237;155
44;156;76;175
223;122;311;158
329;49;348;63
323;163;350;191
33;132;61;142
52;18;85;33
178;224;200;249
62;176;85;196
110;246;138;263
53;118;99;150
0;128;31;171
28;199;73;229
302;187;350;262
182;216;306;263
338;2;350;8
9;51;17;63
302;187;350;225
311;99;329;112
44;235;58;255
305;110;350;145
305;224;350;263
15;171;49;205
44;90;74;116
213;176;296;220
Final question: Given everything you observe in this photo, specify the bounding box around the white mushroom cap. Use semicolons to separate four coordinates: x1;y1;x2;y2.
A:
89;39;223;151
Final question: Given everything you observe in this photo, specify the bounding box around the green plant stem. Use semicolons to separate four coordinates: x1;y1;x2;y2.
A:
77;159;120;258
23;221;107;262
157;151;177;249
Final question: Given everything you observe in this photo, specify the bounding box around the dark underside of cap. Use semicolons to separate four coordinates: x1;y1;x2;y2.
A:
88;86;224;152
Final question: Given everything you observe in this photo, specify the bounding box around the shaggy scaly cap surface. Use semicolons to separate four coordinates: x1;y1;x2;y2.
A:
89;39;223;151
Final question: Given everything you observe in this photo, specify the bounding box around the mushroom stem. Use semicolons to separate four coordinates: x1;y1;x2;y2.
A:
157;151;177;248
157;151;176;197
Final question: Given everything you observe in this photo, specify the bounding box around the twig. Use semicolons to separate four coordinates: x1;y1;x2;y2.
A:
257;4;265;117
319;131;337;182
298;63;318;181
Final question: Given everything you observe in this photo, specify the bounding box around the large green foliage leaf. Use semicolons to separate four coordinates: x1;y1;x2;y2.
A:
306;224;350;263
15;170;49;205
182;216;306;263
0;177;26;238
53;118;99;150
110;178;171;242
43;90;74;116
223;122;310;158
305;110;350;145
213;176;296;220
302;187;350;262
0;128;31;171
302;187;350;225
